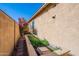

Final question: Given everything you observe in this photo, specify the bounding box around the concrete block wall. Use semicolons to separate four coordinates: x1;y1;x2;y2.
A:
0;10;20;55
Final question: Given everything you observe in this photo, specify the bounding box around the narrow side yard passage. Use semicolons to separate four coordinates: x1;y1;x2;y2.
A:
11;36;28;56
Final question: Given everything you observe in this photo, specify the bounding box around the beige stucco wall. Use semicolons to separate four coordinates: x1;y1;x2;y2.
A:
31;3;79;55
0;11;20;55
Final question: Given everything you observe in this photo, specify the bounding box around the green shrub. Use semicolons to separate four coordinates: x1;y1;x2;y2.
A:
23;25;29;32
28;34;49;47
40;39;49;46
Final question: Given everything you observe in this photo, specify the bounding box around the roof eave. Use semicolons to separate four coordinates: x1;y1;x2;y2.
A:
28;3;49;23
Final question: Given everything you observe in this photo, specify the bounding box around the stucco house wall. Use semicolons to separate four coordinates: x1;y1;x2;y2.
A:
31;3;79;55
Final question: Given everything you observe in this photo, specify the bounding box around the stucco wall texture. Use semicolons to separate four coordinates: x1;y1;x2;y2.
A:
0;10;20;55
32;4;79;55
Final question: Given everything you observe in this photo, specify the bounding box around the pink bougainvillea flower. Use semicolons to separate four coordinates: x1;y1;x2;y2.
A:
23;21;28;26
19;23;24;28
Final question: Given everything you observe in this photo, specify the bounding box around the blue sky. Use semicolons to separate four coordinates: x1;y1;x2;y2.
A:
0;3;43;22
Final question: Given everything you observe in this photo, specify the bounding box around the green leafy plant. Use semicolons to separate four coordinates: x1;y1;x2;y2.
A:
40;39;49;46
28;34;49;48
23;25;29;32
